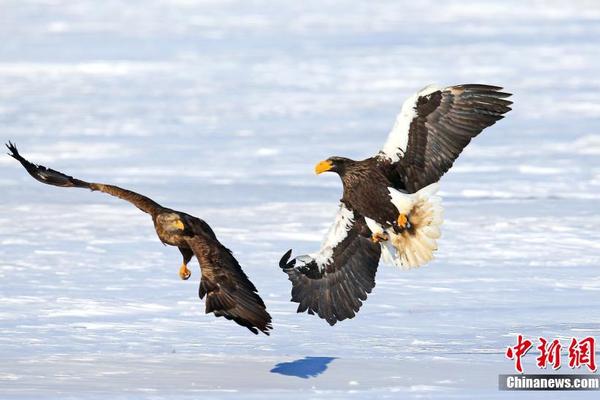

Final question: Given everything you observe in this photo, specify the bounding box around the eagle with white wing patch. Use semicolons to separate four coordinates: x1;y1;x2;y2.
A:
280;84;512;325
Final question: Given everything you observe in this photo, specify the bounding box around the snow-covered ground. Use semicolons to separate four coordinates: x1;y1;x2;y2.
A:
1;1;599;398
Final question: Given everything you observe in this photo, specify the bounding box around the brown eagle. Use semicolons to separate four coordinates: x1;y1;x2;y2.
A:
280;84;512;326
7;142;272;335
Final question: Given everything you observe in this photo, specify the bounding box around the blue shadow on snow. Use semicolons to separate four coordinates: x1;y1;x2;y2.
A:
270;356;337;379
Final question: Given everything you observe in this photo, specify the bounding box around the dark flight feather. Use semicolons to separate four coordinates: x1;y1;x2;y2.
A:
279;207;380;325
384;84;512;192
6;142;162;215
186;236;272;335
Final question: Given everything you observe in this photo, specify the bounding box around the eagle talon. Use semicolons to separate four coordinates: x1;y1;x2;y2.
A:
371;232;389;243
397;213;409;229
179;264;191;280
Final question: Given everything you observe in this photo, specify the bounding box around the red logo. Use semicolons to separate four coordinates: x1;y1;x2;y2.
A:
505;334;533;373
568;337;597;372
536;338;562;370
506;335;596;373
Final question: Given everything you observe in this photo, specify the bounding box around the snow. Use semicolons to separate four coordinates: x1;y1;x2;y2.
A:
0;0;599;399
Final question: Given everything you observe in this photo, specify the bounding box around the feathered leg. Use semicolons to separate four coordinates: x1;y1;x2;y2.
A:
178;247;193;280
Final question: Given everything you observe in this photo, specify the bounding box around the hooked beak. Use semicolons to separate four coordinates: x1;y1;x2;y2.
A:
315;160;333;175
173;220;185;230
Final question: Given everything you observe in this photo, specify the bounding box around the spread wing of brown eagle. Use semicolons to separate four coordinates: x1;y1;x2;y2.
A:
280;84;512;325
7;142;272;335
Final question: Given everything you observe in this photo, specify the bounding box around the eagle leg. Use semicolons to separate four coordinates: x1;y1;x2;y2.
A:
179;264;191;280
397;213;409;229
371;231;389;243
178;247;193;280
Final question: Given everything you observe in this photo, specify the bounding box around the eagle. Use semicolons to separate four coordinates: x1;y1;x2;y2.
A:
279;84;512;326
6;142;272;335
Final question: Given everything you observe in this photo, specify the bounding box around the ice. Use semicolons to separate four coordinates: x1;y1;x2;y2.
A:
0;0;599;399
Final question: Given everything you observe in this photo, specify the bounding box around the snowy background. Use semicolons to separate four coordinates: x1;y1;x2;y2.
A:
1;0;600;398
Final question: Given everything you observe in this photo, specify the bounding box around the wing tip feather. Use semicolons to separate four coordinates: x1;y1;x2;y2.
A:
280;232;380;326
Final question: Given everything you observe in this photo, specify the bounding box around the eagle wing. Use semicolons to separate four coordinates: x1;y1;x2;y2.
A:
379;84;512;192
6;142;162;215
185;235;272;335
279;203;381;326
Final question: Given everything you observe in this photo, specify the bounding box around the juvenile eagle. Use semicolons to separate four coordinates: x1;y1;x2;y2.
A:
7;143;272;335
280;84;512;326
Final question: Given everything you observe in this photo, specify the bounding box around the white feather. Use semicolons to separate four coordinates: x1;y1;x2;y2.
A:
365;217;403;267
380;84;442;162
376;183;444;270
415;181;440;199
381;241;400;266
388;187;415;214
305;203;354;270
364;216;383;235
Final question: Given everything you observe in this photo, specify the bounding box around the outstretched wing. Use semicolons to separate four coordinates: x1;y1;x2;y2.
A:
185;235;272;335
6;142;162;215
379;84;512;192
279;203;381;326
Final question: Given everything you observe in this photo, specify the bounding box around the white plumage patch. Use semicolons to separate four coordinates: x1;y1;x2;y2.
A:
380;84;441;163
308;203;355;270
364;216;398;266
374;182;443;270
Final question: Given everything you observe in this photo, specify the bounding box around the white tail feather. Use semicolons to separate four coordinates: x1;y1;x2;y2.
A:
383;183;444;270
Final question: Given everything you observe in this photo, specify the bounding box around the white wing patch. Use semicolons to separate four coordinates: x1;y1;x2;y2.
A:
380;84;442;163
300;203;355;270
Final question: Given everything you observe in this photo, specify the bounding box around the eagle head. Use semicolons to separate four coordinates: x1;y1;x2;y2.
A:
315;157;353;176
157;213;186;233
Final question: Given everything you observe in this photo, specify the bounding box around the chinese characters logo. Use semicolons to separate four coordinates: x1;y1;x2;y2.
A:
506;335;596;373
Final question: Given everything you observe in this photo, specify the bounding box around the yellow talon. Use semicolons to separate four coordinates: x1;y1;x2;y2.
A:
397;213;409;228
371;232;389;243
179;264;191;280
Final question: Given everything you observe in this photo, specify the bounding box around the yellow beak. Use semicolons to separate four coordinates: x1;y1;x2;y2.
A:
173;220;185;230
315;160;333;175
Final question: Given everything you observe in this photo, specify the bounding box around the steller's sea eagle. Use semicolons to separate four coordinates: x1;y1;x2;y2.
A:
7;142;272;335
279;84;512;326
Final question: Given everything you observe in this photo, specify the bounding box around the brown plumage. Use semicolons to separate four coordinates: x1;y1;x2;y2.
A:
6;142;272;335
281;84;512;326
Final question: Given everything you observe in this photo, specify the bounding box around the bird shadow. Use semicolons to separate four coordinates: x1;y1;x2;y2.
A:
270;356;337;379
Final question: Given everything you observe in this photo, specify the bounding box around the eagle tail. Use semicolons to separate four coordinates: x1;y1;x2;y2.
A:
6;141;92;189
389;183;443;269
368;183;443;269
